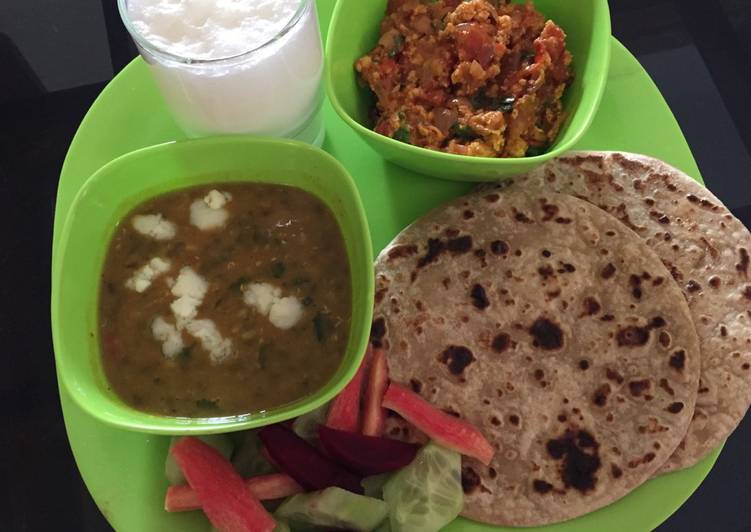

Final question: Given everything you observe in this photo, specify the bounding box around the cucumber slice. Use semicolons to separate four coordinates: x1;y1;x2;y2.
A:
232;430;276;478
218;519;291;532
362;473;392;498
277;487;388;531
375;521;392;532
292;404;329;445
382;443;463;532
164;434;233;485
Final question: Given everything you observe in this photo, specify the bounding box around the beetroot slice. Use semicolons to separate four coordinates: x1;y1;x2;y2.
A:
318;425;420;476
258;424;363;494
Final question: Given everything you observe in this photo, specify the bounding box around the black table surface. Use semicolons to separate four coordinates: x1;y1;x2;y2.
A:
2;1;751;530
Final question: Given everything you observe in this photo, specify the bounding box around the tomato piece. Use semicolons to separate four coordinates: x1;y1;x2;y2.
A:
380;58;398;76
455;23;495;68
362;348;389;437
535;21;566;63
374;120;394;137
382;383;496;465
170;437;276;532
534;21;570;83
387;0;410;13
326;346;372;432
165;473;303;513
421;88;447;107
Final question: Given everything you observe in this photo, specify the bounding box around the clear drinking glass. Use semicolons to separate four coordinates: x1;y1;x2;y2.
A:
117;0;325;146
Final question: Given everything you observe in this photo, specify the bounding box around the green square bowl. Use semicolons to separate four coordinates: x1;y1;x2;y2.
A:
325;0;611;181
51;136;374;435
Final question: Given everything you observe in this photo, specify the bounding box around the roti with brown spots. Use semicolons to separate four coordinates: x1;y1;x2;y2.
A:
373;188;700;526
498;151;751;473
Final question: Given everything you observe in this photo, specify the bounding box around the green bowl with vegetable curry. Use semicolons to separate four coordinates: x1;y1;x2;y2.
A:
325;0;611;181
52;136;374;435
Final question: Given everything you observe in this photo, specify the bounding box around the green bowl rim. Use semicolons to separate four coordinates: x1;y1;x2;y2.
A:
324;0;612;166
51;135;374;435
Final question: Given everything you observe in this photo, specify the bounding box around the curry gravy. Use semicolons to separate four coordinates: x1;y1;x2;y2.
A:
99;183;351;417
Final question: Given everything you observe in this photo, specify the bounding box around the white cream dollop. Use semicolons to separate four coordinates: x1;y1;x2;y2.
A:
243;282;304;330
268;296;304;330
190;189;231;230
132;214;177;240
151;266;234;364
170;266;209;322
151;316;184;359
125;257;171;293
184;319;234;364
243;282;282;316
205;189;231;209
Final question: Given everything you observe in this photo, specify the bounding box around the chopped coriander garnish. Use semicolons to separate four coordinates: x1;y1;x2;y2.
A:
388;34;405;58
229;276;249;294
251;228;269;244
499;97;516;113
258;343;271;369
526;145;547;157
291;276;309;286
392;125;410;143
470;90;515;113
178;345;194;362
450;122;480;141
313;313;329;343
271;261;286;278
196;398;219;410
469;89;487;109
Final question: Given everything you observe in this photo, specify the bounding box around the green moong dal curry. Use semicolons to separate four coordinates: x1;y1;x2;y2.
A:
98;182;352;417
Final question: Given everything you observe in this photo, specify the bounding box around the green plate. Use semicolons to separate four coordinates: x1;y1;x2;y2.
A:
52;1;719;530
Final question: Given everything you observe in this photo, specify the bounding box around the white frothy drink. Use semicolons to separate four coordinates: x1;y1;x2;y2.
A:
123;0;324;144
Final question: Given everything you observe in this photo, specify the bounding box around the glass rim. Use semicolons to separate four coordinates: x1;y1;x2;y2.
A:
116;0;312;64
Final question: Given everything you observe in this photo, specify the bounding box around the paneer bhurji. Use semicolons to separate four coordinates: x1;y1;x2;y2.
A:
99;183;352;417
356;0;573;157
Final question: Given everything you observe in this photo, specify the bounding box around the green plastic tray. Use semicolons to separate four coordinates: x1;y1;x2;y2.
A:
51;1;719;530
